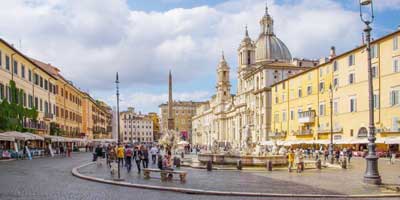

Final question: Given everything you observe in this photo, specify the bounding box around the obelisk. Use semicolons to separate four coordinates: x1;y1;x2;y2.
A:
167;70;175;130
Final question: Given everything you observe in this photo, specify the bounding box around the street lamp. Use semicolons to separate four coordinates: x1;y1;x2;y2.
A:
359;0;381;185
329;84;334;164
115;72;123;181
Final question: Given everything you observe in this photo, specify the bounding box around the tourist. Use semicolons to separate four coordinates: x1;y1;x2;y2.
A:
141;146;149;168
117;144;125;168
125;145;133;173
287;148;294;172
60;145;65;157
335;149;340;164
108;146;117;168
67;143;72;158
389;149;396;164
95;145;103;164
295;149;304;173
150;145;158;165
133;146;143;173
324;148;329;161
347;147;353;164
162;154;173;171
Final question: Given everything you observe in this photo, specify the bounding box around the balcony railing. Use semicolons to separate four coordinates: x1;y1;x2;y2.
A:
44;113;54;120
298;110;315;124
270;131;287;138
317;127;343;134
296;129;313;135
23;120;47;130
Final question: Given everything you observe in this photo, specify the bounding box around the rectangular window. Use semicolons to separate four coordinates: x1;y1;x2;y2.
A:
333;77;339;88
348;54;355;66
282;111;287;122
333;61;338;72
372;65;378;78
390;90;399;106
349;97;357;112
40;99;43;111
319;103;325;116
0;84;4;99
393;117;399;131
34;74;39;85
21;65;25;78
40;76;43;88
371;44;378;58
23;93;27;107
394;36;398;51
348;73;355;84
373;94;379;109
28;95;33;108
290;110;294;120
307;85;312;95
5;55;10;70
319;82;325;92
44;80;48;90
298;88;302;98
13;60;18;75
333;100;338;114
28;70;32;82
35;97;38;109
49;83;53;93
393;58;399;73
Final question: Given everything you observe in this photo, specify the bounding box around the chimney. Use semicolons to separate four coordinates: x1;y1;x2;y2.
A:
329;46;336;60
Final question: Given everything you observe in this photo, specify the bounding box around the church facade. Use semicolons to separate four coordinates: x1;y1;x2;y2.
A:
192;6;318;148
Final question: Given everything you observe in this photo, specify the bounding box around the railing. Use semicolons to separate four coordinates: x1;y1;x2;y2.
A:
317;128;343;134
296;129;313;135
270;131;287;138
298;110;316;124
23;121;47;130
44;113;54;120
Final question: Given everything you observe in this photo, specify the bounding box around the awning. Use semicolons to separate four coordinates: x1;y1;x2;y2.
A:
22;132;44;141
1;131;35;140
44;135;66;142
91;138;117;143
383;137;400;144
0;133;15;142
260;140;275;146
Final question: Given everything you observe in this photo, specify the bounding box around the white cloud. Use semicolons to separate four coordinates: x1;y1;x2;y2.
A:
0;0;369;112
374;0;400;11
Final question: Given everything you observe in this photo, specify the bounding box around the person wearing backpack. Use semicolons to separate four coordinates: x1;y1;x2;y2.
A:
125;145;133;173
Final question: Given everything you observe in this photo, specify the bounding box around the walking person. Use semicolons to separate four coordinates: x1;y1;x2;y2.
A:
389;148;396;164
125;145;133;173
142;146;149;169
117;144;125;168
287;148;294;172
59;145;65;157
347;147;353;164
95;145;103;165
133;146;143;174
150;146;158;165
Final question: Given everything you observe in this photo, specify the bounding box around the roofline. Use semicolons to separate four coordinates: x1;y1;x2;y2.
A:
0;38;58;79
271;28;400;87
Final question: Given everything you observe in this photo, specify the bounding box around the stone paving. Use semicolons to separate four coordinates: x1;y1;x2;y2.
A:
0;152;399;200
79;154;400;196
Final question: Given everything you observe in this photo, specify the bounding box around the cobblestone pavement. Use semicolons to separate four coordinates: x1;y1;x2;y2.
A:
0;153;398;200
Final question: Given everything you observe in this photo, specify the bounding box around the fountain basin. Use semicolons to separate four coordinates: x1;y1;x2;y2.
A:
198;153;287;166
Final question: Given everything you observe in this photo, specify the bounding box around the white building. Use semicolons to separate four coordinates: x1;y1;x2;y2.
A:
120;107;153;143
192;5;318;148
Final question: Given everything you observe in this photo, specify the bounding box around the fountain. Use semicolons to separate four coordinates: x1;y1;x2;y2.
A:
198;126;287;167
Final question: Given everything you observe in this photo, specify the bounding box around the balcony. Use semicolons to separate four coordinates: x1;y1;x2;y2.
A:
43;113;54;120
23;120;47;131
298;110;315;124
296;129;314;136
270;131;287;138
317;127;343;134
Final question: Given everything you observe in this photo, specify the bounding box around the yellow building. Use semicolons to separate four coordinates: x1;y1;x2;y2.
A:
82;93;112;139
147;112;160;141
31;59;84;138
271;29;400;152
0;38;57;135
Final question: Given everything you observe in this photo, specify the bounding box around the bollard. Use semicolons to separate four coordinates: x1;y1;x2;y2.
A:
237;160;242;170
207;160;212;171
341;158;347;169
266;160;272;171
316;159;322;169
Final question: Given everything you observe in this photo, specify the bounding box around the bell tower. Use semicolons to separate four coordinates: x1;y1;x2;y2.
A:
216;52;231;103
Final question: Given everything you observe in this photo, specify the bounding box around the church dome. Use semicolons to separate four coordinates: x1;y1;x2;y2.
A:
255;5;292;62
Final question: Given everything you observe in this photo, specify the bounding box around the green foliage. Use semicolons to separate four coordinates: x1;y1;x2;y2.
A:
0;80;38;132
50;122;60;136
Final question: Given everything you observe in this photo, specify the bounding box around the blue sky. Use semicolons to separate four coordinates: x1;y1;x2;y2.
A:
0;0;399;113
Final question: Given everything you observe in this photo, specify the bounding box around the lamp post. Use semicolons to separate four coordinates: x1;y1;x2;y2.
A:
115;72;122;181
329;84;334;164
359;0;381;185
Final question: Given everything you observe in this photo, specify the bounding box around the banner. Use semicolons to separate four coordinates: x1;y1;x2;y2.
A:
25;146;32;160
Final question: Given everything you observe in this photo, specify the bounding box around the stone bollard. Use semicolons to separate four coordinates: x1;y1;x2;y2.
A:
316;159;322;169
341;158;347;169
266;160;272;171
207;160;212;171
237;160;242;170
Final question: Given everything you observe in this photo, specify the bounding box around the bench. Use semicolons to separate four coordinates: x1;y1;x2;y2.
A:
143;168;187;182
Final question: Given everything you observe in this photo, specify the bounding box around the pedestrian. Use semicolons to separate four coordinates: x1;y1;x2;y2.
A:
335;149;340;164
117;144;125;168
287;148;294;172
95;145;103;165
133;146;142;174
142;146;149;169
295;149;304;173
125;145;133;173
324;148;329;161
389;149;396;164
60;145;65;157
67;143;72;157
150;146;158;165
347;147;353;163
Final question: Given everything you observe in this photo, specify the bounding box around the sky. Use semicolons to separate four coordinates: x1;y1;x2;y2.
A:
0;0;399;114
